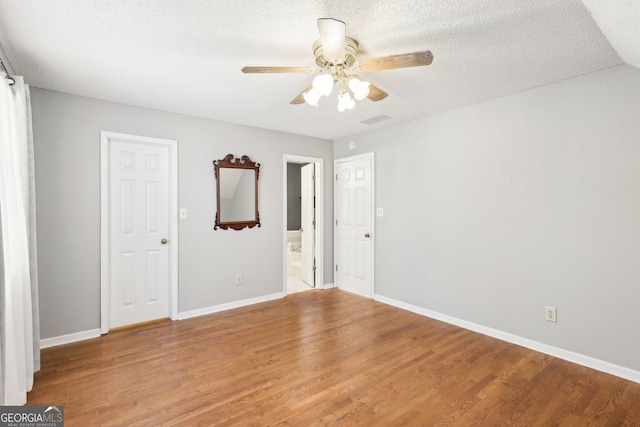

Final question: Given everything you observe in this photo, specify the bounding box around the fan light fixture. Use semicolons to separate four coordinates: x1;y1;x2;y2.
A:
312;74;334;96
303;87;322;107
349;77;371;101
241;18;434;110
303;72;370;111
337;89;355;112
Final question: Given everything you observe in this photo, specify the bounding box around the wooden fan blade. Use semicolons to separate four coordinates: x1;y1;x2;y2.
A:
358;51;434;72
367;83;388;101
242;66;314;73
290;85;313;105
317;18;345;61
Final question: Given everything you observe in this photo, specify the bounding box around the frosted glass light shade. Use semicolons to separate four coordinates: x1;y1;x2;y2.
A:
348;78;371;101
303;88;321;107
312;74;334;96
347;77;361;93
337;90;355;112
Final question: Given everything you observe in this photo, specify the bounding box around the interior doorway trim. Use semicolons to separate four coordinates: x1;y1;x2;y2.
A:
100;131;179;334
282;154;324;293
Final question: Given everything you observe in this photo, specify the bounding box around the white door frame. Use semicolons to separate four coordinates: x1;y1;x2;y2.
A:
334;152;375;297
283;154;324;293
100;131;179;333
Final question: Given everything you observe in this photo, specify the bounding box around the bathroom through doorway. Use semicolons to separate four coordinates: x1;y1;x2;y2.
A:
283;155;324;294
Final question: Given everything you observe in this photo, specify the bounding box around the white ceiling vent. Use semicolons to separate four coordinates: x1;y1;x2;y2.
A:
360;115;391;125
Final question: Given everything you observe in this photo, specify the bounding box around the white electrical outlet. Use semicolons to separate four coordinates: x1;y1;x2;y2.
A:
235;274;243;285
545;306;557;323
179;208;187;219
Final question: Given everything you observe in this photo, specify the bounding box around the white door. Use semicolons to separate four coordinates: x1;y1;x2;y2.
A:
335;154;374;297
301;163;315;287
108;139;171;328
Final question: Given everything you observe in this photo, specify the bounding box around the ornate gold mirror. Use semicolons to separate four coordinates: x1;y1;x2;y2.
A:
213;154;261;230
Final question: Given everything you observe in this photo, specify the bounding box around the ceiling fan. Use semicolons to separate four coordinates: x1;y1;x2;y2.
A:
242;18;434;111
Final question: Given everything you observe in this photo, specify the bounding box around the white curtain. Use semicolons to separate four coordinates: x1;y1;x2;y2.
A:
0;73;40;405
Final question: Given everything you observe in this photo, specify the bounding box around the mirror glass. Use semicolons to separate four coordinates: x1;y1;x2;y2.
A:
214;154;260;230
219;168;256;222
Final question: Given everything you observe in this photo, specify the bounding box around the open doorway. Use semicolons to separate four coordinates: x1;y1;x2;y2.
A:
283;155;324;295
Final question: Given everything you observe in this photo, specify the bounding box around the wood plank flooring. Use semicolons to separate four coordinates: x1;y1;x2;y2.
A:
28;290;640;426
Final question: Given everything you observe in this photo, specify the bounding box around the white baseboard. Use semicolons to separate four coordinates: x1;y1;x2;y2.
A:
40;328;101;349
178;292;285;320
321;282;335;289
374;294;640;385
40;293;286;348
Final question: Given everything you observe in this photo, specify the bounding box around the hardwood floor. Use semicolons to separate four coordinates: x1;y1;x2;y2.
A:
28;290;640;426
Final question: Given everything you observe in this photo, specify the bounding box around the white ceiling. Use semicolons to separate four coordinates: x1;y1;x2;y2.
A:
0;0;637;140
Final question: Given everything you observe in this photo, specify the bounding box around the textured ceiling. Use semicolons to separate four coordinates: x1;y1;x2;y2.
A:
0;1;633;140
581;0;640;70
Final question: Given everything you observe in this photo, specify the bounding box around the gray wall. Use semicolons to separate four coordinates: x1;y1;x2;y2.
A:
286;163;302;230
31;88;333;339
335;64;640;372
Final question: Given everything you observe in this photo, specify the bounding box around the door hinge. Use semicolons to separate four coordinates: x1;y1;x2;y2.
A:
312;219;316;227
336;174;338;181
312;174;316;181
335;265;338;272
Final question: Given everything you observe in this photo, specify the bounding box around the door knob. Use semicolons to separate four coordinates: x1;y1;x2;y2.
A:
364;233;370;238
161;238;168;244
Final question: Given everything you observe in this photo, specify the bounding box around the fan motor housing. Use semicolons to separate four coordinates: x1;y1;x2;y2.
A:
313;37;358;68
